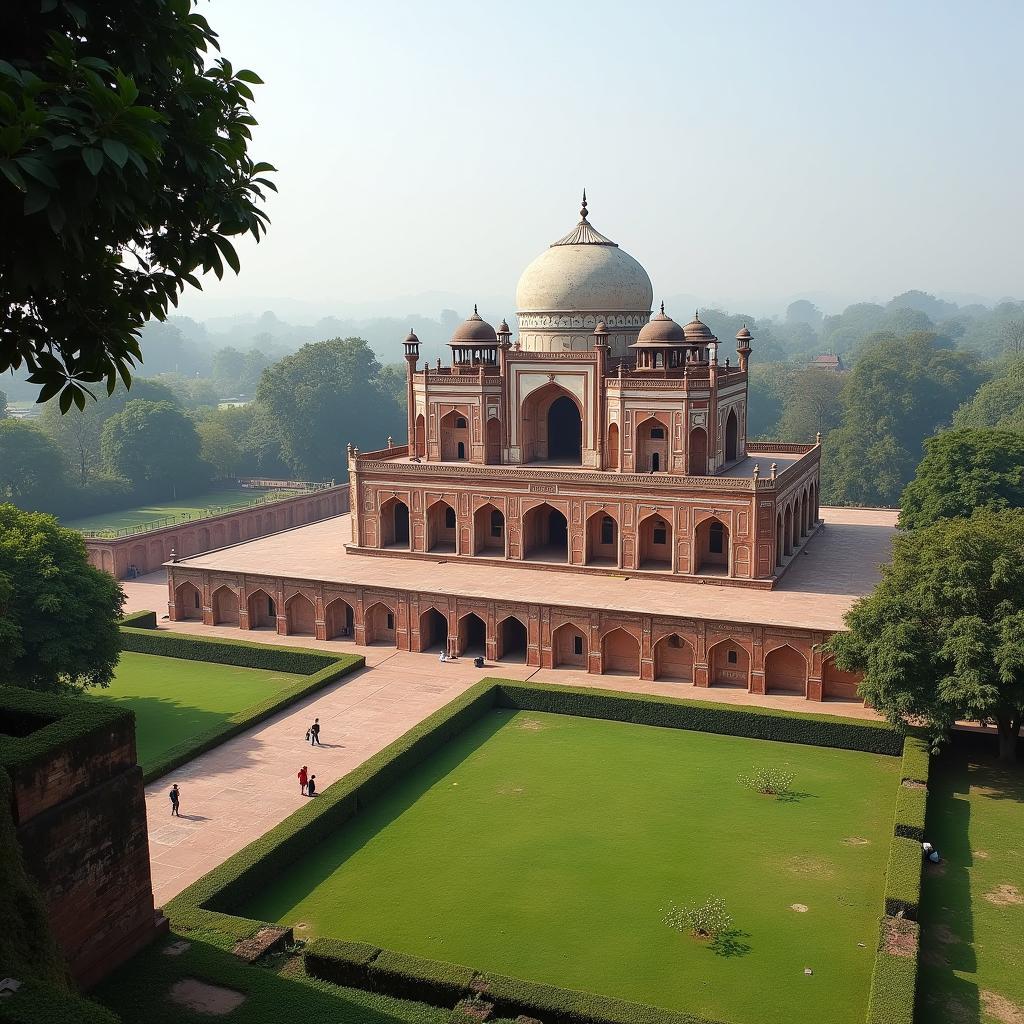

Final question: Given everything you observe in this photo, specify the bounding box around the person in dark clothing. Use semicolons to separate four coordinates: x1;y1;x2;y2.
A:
310;718;322;746
307;774;317;797
169;784;180;816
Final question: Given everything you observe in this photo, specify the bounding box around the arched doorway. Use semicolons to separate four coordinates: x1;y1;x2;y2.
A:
458;613;486;657
522;383;583;464
365;602;396;645
551;622;588;668
764;645;807;696
602;628;640;676
419;607;448;652
247;588;276;629
607;422;620;469
694;516;729;575
800;490;809;536
440;410;470;461
523;502;568;563
473;503;505;555
175;581;202;620
485;417;501;464
653;634;694;683
325;598;354;639
688;427;707;475
497;616;528;662
285;593;315;636
823;658;861;701
635;417;668;474
427;500;457;553
725;409;738;462
783;506;793;556
776;514;784;566
708;639;749;688
586;510;618;567
211;586;239;626
414;414;426;457
380;498;410;549
638;513;672;570
791;501;801;550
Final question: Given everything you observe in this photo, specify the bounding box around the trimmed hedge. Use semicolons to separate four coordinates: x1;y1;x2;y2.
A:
167;681;499;933
893;783;927;841
302;940;721;1024
120;624;338;674
119;609;157;630
864;916;919;1024
899;735;931;786
114;624;365;783
491;679;903;754
883;837;923;919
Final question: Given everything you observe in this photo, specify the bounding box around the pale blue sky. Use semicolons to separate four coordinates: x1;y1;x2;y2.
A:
183;0;1024;319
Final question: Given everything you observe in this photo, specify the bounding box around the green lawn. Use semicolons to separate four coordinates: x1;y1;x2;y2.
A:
241;709;900;1024
63;487;301;533
89;652;302;771
917;747;1024;1024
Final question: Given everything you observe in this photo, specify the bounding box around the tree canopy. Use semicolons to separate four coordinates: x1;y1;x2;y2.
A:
953;358;1024;432
0;0;273;409
0;504;124;692
899;429;1024;530
0;419;64;501
256;337;405;480
828;509;1024;759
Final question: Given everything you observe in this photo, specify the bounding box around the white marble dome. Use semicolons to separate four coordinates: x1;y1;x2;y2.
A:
514;196;653;354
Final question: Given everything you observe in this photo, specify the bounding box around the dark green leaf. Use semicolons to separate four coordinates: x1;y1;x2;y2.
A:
101;138;130;168
82;147;103;174
0;158;27;192
16;155;58;187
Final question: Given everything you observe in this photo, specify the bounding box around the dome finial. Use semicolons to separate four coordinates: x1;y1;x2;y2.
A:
580;189;588;221
660;301;665;315
473;303;478;316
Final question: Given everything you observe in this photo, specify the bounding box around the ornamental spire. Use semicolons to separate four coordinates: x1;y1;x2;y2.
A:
580;188;588;221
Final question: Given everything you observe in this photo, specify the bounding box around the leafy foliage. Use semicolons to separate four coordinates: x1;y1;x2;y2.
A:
828;509;1024;759
0;419;64;501
739;765;795;796
899;428;1024;529
0;505;124;691
0;0;274;408
664;897;733;940
953;358;1024;432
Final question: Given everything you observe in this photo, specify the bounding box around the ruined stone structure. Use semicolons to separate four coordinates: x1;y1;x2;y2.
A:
347;196;820;586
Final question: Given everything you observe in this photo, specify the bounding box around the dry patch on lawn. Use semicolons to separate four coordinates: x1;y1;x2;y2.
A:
790;903;809;913
974;849;990;859
981;990;1024;1024
515;717;548;732
983;884;1023;906
168;979;246;1015
842;836;871;846
783;855;836;880
497;782;525;796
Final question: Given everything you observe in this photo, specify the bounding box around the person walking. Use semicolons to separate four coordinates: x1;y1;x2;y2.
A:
307;774;317;797
310;718;322;746
169;783;180;817
298;765;308;795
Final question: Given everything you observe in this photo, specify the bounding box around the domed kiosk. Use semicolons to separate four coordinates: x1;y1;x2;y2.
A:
515;192;653;356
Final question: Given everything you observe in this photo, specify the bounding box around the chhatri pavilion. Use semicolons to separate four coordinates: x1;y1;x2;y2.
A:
167;196;894;697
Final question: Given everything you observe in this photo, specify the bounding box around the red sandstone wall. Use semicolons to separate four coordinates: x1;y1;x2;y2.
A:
85;484;349;580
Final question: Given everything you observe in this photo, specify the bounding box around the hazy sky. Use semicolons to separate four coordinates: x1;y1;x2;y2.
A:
181;0;1024;320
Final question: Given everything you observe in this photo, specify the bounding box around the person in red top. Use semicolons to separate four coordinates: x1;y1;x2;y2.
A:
297;765;308;795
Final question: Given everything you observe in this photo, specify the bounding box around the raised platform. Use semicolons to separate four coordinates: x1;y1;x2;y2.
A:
171;506;896;633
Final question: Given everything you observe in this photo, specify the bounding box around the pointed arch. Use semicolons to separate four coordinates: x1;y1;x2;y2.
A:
800;488;809;536
607;422;620;470
764;644;807;696
247;588;276;629
521;382;583;464
694;515;730;575
551;621;588;668
174;581;202;620
638;511;673;570
585;509;619;567
601;627;640;676
791;499;801;550
635;416;668;474
688;426;707;475
473;502;505;556
324;597;354;640
379;496;410;549
496;615;528;663
418;607;449;652
284;592;315;636
707;638;750;688
211;585;239;626
364;601;396;645
725;408;738;462
426;498;457;553
522;502;568;563
653;633;695;683
457;612;487;656
783;505;794;557
439;409;470;461
485;416;501;464
414;413;426;458
776;513;784;567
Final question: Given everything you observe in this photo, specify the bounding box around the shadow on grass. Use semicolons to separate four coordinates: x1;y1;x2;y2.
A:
93;932;446;1024
709;929;752;958
775;790;817;804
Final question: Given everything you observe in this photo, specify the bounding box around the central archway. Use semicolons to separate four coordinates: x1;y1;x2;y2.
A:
175;581;202;620
473;503;505;556
324;598;354;640
285;593;315;636
211;585;239;626
602;628;640;676
688;426;708;475
653;633;694;683
523;502;569;563
380;497;410;549
419;607;448;652
708;639;750;688
364;602;396;646
725;408;738;462
635;417;668;474
551;621;588;668
496;616;528;663
521;383;583;464
427;500;457;553
586;510;618;567
547;396;582;462
764;645;807;696
694;516;729;575
458;612;486;657
639;513;673;570
247;588;276;630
